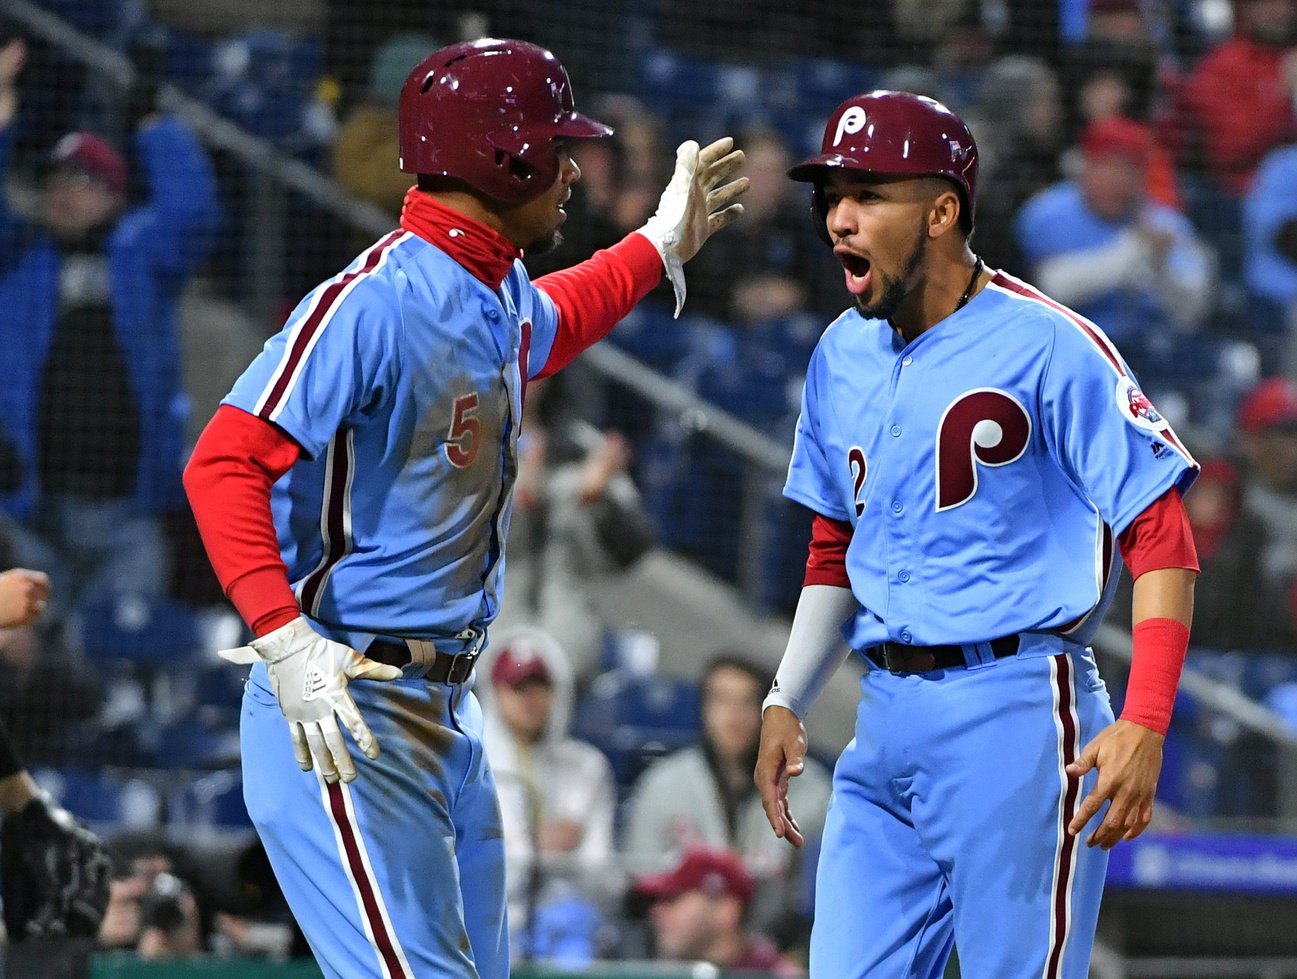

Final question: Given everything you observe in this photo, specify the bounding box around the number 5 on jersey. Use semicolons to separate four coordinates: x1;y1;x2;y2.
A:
446;393;480;468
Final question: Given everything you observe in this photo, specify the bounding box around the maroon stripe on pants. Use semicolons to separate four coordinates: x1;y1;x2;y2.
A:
1046;652;1080;978
258;231;403;420
326;781;409;978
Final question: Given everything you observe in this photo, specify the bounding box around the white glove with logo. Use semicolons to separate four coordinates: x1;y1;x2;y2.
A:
219;616;402;783
638;136;748;317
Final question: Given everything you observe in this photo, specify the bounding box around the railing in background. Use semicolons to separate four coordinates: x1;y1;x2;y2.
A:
11;0;1297;833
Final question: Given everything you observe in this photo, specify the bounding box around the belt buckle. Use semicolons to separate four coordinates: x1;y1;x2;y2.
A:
445;652;476;685
880;643;935;674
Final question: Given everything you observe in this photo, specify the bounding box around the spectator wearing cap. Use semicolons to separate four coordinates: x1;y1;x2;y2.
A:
478;626;618;961
331;32;439;219
1061;0;1159;123
634;846;803;976
622;655;831;946
1014;116;1214;391
1180;0;1297;197
1238;378;1297;616
0;35;220;614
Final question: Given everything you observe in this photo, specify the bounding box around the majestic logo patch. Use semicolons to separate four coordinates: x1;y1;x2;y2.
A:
1116;377;1168;434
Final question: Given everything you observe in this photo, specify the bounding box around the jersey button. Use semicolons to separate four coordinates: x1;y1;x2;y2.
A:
898;570;911;582
891;500;903;513
486;308;500;320
900;629;913;643
901;355;913;366
890;424;901;437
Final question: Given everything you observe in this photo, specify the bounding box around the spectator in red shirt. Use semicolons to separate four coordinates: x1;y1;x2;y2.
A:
635;846;805;976
1182;0;1297;195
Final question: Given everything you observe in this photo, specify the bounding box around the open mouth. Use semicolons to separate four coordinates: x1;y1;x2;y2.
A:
836;248;871;296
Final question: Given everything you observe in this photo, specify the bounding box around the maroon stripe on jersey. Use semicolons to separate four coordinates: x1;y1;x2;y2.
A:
1047;653;1081;979
325;781;409;978
258;231;404;420
300;432;352;614
518;319;533;411
991;273;1125;377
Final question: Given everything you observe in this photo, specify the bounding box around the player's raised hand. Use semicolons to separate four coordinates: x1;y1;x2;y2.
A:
219;617;402;783
1065;718;1165;849
638;136;749;317
754;705;807;848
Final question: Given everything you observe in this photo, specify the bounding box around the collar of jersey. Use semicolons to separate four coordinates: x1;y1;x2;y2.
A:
400;189;521;288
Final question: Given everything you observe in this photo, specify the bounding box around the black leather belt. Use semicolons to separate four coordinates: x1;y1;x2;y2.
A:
367;639;478;684
867;634;1021;674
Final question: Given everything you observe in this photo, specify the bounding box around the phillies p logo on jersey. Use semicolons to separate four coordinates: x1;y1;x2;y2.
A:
935;389;1032;511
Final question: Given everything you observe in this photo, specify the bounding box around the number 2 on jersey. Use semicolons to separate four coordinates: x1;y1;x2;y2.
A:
848;446;867;517
445;393;480;468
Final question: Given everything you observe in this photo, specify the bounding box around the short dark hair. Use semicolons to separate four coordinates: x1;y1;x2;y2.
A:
701;654;769;697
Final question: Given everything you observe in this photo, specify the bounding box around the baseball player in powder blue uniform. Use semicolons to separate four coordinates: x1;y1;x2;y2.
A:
755;92;1200;979
183;39;746;979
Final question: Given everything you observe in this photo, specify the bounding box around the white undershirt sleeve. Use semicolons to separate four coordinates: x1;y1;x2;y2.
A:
762;584;857;719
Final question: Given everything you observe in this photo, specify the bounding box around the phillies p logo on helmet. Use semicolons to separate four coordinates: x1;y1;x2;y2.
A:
833;106;868;148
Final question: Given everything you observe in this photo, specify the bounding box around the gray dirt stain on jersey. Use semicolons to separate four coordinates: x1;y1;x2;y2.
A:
407;369;513;599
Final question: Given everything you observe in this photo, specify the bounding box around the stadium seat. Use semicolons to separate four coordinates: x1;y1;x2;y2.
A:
33;767;163;829
570;669;700;789
153;709;242;770
78;592;204;669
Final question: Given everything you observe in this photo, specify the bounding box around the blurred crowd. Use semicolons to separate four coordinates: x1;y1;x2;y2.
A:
0;0;1294;967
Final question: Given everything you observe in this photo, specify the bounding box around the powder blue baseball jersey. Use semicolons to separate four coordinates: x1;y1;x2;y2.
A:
785;269;1198;654
224;230;562;649
223;229;572;979
786;269;1198;979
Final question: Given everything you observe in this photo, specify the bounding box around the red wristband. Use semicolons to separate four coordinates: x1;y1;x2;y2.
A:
1120;617;1190;735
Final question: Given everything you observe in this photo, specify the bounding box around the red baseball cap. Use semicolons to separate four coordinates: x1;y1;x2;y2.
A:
1080;117;1152;165
50;132;128;195
635;847;755;904
1238;378;1297;433
490;638;552;688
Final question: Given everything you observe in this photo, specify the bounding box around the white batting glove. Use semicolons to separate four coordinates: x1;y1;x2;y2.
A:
638;136;748;317
219;616;402;783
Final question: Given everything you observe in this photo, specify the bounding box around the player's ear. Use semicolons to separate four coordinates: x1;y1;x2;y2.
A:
927;186;961;239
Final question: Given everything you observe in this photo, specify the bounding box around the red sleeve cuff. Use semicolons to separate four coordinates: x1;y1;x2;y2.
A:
1120;617;1189;735
1117;487;1200;580
804;513;852;588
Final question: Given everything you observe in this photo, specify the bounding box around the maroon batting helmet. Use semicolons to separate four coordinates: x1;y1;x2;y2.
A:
789;90;979;243
398;38;612;204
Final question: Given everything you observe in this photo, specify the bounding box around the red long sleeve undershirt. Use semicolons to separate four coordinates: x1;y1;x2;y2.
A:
184;231;664;637
533;232;663;376
183;405;302;636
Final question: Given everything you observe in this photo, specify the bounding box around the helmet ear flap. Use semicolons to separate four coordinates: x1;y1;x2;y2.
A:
810;185;832;247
